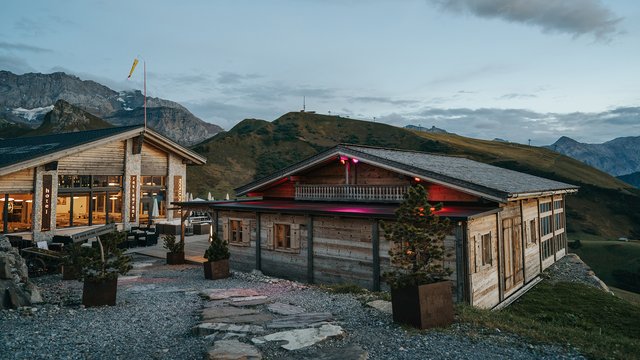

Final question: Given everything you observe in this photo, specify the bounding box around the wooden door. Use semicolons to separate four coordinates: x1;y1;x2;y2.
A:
502;218;514;291
513;217;523;284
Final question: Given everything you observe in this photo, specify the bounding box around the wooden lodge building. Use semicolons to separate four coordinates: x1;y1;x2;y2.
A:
0;125;206;241
176;144;578;309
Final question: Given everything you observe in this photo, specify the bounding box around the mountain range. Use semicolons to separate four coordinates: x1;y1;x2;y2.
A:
0;70;222;145
547;136;640;177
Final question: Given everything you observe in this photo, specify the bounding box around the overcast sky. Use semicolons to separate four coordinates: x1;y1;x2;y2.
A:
1;0;638;145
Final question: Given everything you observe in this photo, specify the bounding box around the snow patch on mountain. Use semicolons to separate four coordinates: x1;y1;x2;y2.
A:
12;105;54;122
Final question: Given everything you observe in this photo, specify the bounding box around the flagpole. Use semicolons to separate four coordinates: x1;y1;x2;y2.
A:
143;59;147;130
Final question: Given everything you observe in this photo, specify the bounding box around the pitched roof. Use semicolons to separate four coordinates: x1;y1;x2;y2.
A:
235;144;578;202
0;125;206;176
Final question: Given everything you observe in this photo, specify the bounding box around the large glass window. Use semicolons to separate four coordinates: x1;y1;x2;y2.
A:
1;193;34;233
57;175;124;227
139;176;167;224
56;194;71;228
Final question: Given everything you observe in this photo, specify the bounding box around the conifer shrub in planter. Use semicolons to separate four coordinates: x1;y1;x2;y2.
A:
163;234;185;265
203;232;230;280
382;184;454;329
66;230;132;307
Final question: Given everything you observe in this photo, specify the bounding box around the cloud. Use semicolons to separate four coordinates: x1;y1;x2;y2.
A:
379;106;640;145
431;0;622;40
0;41;52;53
348;96;419;106
498;93;537;100
182;98;282;130
0;55;35;74
427;64;512;86
217;71;262;85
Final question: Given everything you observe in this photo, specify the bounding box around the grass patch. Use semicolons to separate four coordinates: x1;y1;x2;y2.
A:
570;239;640;292
457;282;640;359
321;283;369;295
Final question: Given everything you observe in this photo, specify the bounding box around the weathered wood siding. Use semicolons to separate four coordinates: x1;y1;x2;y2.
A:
521;199;541;283
259;214;308;282
467;214;500;309
553;195;567;260
219;211;256;272
141;143;168;175
262;181;295;198
313;217;374;289
422;183;479;202
58;141;125;175
0;168;34;193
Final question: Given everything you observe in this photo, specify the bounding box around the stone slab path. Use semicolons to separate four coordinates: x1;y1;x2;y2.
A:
196;287;351;359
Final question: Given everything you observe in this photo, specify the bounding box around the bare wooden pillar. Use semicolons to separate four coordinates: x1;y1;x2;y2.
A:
180;208;190;248
256;212;262;271
372;219;380;291
307;215;314;284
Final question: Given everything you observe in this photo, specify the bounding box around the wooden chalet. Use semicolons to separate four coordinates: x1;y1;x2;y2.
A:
0;125;206;241
175;144;578;309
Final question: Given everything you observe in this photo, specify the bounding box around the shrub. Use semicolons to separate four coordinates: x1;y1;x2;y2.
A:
65;231;131;282
163;234;183;253
204;232;230;262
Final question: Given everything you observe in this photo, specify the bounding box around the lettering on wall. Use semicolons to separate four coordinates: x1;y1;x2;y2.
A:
129;175;137;222
173;175;183;217
41;175;52;231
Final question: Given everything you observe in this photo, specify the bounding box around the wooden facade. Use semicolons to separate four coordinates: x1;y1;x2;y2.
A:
0;126;205;240
177;144;577;309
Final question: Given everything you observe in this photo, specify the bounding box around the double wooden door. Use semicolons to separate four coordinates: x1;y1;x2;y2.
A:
502;217;524;292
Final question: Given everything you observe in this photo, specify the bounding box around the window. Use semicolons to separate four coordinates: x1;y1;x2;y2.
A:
481;232;492;266
528;219;537;244
539;202;552;213
554;213;564;231
542;239;553;259
275;224;291;249
553;199;563;210
540;215;552;237
230;220;243;243
0;193;34;233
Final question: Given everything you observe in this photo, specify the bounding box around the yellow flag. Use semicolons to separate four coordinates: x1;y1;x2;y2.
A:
127;58;139;79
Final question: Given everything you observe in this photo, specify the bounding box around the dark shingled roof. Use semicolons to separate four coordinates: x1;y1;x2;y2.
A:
0;125;142;169
235;144;578;202
345;145;578;199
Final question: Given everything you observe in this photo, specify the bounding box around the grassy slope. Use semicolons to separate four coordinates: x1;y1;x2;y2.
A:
571;241;640;290
458;281;640;360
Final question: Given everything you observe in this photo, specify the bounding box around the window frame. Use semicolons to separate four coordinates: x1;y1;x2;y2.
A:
481;232;492;267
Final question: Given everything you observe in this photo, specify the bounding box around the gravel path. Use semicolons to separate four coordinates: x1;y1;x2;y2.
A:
1;255;584;360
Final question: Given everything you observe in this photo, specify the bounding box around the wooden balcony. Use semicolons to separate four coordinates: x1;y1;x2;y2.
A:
295;184;409;202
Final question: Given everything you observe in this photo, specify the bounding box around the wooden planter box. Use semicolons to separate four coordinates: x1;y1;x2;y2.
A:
390;281;454;329
203;259;230;280
82;278;118;307
166;252;185;265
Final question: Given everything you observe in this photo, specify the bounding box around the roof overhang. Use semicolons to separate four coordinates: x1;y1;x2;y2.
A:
173;199;501;221
0;126;206;177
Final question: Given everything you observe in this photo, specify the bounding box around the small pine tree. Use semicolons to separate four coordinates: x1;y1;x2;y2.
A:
65;230;132;282
382;184;452;288
204;232;230;262
162;234;184;253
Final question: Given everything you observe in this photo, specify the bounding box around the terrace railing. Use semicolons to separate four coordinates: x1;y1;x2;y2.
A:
295;184;409;202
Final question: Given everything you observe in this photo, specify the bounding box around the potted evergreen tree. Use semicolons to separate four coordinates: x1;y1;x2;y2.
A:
163;234;185;265
203;232;230;280
66;230;132;307
382;184;454;329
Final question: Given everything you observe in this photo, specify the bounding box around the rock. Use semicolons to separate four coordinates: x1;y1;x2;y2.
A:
202;288;261;300
25;282;43;304
193;323;265;336
0;237;11;251
366;300;392;315
280;344;368;360
0;258;11;279
201;306;259;320
267;312;334;329
0;236;42;309
207;339;262;360
211;313;274;325
252;324;345;350
267;302;305;316
229;296;270;307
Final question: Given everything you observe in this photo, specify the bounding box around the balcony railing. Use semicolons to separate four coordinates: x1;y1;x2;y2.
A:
295;184;409;202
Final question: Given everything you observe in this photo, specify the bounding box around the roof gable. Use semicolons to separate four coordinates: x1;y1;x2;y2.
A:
235;144;578;202
0;126;206;176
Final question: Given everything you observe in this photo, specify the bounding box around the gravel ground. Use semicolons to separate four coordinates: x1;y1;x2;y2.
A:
1;254;584;360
